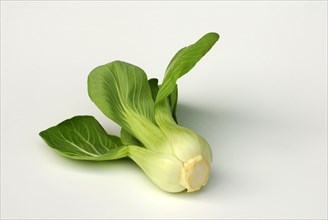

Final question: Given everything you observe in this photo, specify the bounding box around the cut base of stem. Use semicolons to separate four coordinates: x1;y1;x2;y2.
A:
180;154;210;192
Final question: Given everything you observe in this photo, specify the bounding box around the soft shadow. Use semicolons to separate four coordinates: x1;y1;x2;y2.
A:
176;102;259;138
176;102;220;137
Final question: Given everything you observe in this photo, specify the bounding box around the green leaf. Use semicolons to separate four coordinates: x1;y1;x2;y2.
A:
39;115;129;161
119;78;159;146
156;32;219;104
148;78;178;123
119;78;177;146
88;61;155;131
168;85;178;123
88;61;167;150
120;128;142;146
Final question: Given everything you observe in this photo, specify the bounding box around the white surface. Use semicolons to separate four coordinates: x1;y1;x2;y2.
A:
1;1;327;219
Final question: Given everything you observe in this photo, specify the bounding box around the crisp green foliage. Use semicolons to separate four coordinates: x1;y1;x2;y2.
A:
120;128;142;146
40;32;219;193
39;116;128;160
156;32;219;104
88;61;155;130
88;61;167;150
169;85;178;123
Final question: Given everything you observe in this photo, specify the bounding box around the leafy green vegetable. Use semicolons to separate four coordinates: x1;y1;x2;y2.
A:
39;116;128;160
40;32;219;193
149;78;178;122
88;61;168;152
155;32;219;104
120;128;142;146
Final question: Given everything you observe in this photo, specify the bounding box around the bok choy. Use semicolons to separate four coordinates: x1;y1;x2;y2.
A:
40;32;219;193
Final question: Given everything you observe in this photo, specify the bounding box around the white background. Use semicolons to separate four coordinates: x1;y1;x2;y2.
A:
1;1;327;219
